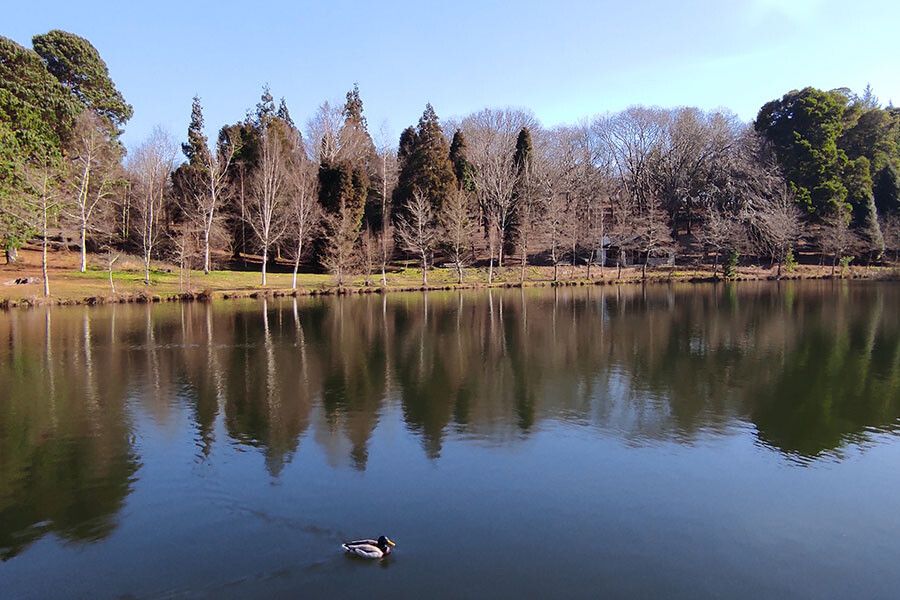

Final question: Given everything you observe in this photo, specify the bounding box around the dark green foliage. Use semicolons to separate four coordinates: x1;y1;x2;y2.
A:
755;87;849;214
276;98;296;131
392;104;456;220
757;86;900;231
344;83;366;129
172;97;210;226
0;36;79;159
182;96;209;166
513;127;533;173
319;160;368;222
0;36;78;252
724;250;740;278
449;129;475;192
32;30;132;129
784;247;798;272
840;102;899;175
317;85;377;241
254;85;275;128
874;164;900;214
392;126;418;221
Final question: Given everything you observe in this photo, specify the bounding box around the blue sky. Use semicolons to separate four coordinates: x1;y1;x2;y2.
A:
6;0;899;150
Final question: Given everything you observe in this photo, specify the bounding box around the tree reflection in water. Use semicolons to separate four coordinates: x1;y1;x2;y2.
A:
0;281;898;559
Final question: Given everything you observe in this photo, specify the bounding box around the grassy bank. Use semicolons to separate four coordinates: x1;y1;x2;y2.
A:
1;248;897;309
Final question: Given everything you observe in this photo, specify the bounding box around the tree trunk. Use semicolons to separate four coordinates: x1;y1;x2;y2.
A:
144;250;151;286
457;261;463;285
831;254;837;277
488;241;495;285
381;263;387;287
42;209;50;298
520;248;527;284
571;245;577;280
80;224;87;273
291;240;302;290
261;242;269;286
109;261;117;294
712;251;719;278
421;252;428;286
203;227;211;274
5;246;17;264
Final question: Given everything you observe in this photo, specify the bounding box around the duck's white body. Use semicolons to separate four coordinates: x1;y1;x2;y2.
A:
342;538;393;559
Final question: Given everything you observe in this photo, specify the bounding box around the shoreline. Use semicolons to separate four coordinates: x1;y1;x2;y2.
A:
2;266;897;310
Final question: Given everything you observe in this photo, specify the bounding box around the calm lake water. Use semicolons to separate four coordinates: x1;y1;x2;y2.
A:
1;282;899;599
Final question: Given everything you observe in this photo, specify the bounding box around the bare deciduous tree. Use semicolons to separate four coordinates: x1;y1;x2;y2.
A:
190;130;236;274
633;195;675;279
246;123;290;285
747;183;804;279
376;124;397;286
321;206;359;287
13;159;62;297
816;209;857;276
697;199;746;277
285;152;320;289
67;111;122;273
170;220;201;292
440;189;477;284
360;226;377;286
397;190;437;286
128;127;177;285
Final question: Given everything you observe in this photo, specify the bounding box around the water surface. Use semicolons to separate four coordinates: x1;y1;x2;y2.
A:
1;282;899;598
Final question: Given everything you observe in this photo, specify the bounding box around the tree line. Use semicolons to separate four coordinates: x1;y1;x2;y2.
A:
2;31;899;296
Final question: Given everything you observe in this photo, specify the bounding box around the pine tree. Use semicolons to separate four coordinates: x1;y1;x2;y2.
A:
32;29;133;129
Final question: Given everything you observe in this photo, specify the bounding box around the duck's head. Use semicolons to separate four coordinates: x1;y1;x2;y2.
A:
377;536;396;552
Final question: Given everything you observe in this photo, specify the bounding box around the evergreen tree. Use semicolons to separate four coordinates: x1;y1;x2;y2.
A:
343;83;367;129
874;164;900;215
392;104;456;220
182;96;209;165
317;84;376;247
449;129;476;192
276;98;296;131
392;126;419;221
32;30;133;129
513;127;534;178
254;85;276;128
0;36;80;257
755;87;849;215
0;36;80;158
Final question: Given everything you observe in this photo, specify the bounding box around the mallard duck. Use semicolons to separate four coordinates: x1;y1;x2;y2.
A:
342;535;396;559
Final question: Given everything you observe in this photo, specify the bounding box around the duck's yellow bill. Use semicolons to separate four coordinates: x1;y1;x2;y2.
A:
386;538;396;547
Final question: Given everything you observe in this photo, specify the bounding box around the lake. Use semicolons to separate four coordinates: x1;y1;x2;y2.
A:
1;281;899;599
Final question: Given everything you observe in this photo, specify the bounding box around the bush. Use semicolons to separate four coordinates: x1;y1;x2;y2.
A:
839;255;853;276
784;248;798;273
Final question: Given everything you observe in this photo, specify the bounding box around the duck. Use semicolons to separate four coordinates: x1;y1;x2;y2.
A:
342;535;396;559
